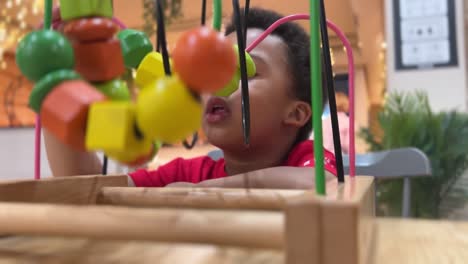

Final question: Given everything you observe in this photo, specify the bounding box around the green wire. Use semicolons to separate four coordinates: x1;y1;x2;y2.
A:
310;0;325;195
213;0;222;31
44;0;53;29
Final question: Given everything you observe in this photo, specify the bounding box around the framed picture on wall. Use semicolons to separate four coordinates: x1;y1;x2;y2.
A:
393;0;458;70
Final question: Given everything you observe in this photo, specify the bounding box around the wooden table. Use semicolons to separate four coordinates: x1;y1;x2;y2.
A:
0;218;466;263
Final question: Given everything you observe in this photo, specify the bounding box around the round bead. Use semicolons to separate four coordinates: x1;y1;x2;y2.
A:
94;79;131;101
172;26;237;93
117;29;153;69
29;69;81;113
136;76;202;143
233;45;256;78
125;141;161;167
107;138;155;166
135;52;169;88
63;17;119;42
16;30;75;82
215;70;240;97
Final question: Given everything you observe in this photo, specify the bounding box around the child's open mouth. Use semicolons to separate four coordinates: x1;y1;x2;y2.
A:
205;97;231;123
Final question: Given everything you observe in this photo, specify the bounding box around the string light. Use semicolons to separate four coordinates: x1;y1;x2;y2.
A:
0;0;43;70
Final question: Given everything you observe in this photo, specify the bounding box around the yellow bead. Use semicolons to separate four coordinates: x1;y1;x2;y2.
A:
135;52;171;88
86;101;143;152
106;138;154;165
136;76;202;143
233;45;256;78
245;51;256;78
215;70;240;97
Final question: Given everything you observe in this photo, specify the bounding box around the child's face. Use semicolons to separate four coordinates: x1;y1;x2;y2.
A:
202;28;303;153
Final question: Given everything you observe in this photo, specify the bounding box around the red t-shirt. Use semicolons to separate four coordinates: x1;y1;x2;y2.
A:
129;140;336;187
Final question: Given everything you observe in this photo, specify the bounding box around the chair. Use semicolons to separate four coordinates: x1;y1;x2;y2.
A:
207;147;432;218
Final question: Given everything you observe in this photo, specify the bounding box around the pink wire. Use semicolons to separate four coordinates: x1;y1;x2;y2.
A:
34;116;41;180
246;14;356;177
33;10;128;180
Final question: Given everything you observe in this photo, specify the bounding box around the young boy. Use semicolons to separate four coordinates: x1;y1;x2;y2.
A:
45;7;337;189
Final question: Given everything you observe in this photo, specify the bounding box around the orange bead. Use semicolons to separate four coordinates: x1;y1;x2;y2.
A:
73;38;125;82
172;26;237;93
63;17;119;42
41;80;106;151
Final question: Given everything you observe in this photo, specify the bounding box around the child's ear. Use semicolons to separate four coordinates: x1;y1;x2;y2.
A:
283;101;311;127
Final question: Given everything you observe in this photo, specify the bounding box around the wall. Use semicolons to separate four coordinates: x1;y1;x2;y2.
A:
385;0;467;112
0;129;124;180
0;128;51;180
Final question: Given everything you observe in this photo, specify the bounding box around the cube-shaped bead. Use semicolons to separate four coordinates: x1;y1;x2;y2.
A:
63;17;119;42
73;38;125;82
117;29;153;69
41;80;106;151
59;0;113;21
135;52;169;88
86;101;140;152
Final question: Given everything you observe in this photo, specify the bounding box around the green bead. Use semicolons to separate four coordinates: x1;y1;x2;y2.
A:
245;52;256;78
95;79;131;101
29;70;81;113
59;0;113;21
117;29;153;69
233;44;256;77
215;70;240;97
16;30;75;82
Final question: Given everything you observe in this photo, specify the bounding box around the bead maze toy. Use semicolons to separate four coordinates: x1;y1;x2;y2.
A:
3;0;376;263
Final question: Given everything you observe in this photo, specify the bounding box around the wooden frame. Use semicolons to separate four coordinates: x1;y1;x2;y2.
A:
0;175;375;264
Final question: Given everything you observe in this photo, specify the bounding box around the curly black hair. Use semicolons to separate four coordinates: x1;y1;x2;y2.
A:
225;7;328;144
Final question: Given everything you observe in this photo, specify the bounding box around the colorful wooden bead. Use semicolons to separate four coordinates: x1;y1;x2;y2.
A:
41;80;106;151
107;140;157;167
214;46;256;97
136;76;202;143
63;17;119;42
16;30;75;82
73;38;125;82
233;45;256;78
215;70;240;97
29;69;81;113
59;0;113;21
172;26;237;93
86;101;140;152
94;79;130;101
134;52;167;88
117;29;153;69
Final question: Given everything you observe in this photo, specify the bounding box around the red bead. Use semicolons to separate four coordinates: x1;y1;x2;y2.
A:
73;38;126;82
41;80;106;151
172;26;237;93
63;17;119;42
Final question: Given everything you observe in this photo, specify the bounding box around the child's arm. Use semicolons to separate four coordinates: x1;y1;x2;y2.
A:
167;167;335;189
43;129;102;177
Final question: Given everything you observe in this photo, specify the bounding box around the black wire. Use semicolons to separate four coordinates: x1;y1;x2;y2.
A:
201;0;207;25
156;0;171;75
102;155;108;175
233;0;250;146
243;0;250;47
182;132;199;149
319;0;344;183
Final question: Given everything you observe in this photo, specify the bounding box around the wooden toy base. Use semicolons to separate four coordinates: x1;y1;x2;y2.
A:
0;175;375;264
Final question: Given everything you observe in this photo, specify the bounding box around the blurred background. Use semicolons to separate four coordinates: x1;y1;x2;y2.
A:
0;0;467;220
